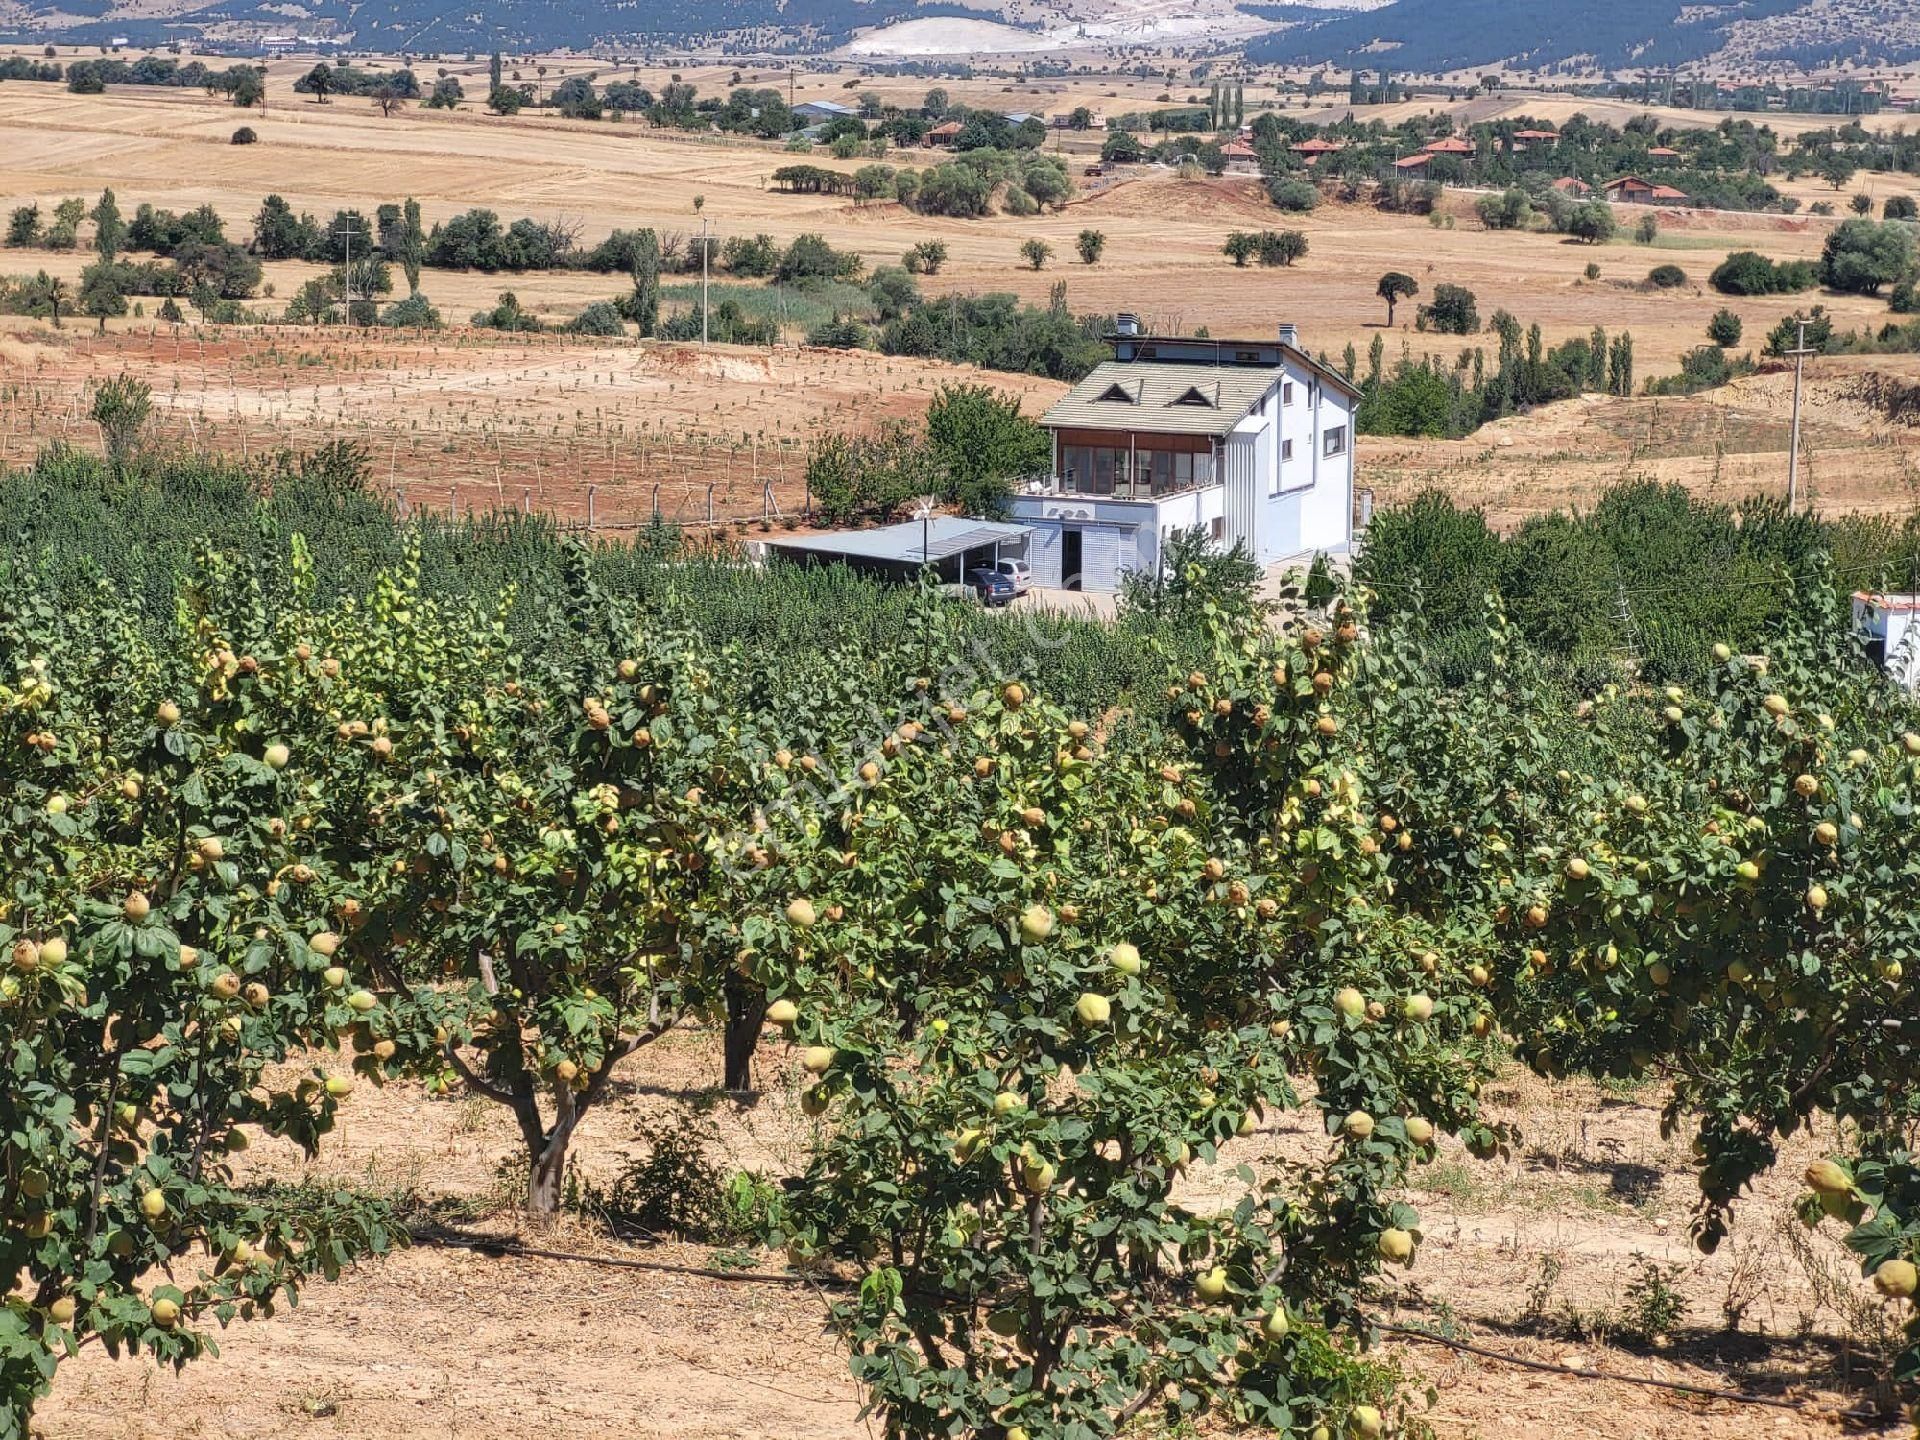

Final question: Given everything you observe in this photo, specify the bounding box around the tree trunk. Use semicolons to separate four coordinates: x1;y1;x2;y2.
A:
511;1074;579;1219
527;1130;571;1217
723;976;766;1095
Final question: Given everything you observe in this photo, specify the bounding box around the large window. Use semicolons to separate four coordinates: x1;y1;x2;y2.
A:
1323;425;1348;458
1060;443;1213;497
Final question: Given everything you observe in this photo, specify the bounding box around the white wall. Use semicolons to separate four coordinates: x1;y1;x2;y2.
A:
1254;358;1354;564
1010;489;1224;592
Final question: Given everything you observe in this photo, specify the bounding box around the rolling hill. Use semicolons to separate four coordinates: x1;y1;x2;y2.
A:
1;0;1915;69
1244;0;1920;72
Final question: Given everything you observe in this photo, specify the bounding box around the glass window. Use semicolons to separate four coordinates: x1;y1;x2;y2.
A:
1283;381;1294;405
1064;446;1093;492
1282;437;1294;461
1323;425;1348;458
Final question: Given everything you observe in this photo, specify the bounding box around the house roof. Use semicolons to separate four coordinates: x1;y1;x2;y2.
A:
1043;360;1285;437
1422;136;1474;153
927;119;963;136
795;99;856;116
1649;184;1690;200
1550;176;1591;193
1646;145;1681;156
1220;139;1258;157
1393;153;1431;169
1512;128;1559;140
1604;174;1654;191
1291;138;1343;153
1856;591;1920;613
765;516;1033;567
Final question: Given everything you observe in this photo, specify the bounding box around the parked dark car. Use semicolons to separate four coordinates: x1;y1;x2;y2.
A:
965;566;1018;607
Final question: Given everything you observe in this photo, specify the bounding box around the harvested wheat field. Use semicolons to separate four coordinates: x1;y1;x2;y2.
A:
0;80;1908;375
33;1030;1889;1440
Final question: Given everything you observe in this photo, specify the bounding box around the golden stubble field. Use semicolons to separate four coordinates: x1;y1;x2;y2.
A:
31;1027;1897;1440
0;75;1911;372
4;77;1920;528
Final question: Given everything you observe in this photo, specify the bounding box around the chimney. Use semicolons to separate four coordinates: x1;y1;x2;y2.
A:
1115;312;1141;337
1277;322;1299;348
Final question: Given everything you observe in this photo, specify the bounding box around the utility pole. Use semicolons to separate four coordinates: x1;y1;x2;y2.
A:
334;219;356;324
1786;317;1814;513
700;215;710;346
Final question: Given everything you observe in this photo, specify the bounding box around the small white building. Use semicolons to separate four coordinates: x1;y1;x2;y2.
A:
1007;321;1357;592
1854;592;1920;690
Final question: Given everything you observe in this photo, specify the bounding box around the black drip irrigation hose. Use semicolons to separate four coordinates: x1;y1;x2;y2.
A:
418;1226;1896;1424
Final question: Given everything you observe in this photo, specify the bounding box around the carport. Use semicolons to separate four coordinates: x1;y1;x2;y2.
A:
762;517;1032;584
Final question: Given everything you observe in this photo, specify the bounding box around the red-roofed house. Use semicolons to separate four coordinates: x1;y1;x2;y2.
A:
1550;176;1592;196
1646;145;1681;162
1393;153;1432;171
1219;137;1259;174
1510;127;1558;152
1421;135;1475;156
1290;137;1344;158
1605;175;1690;205
924;120;963;148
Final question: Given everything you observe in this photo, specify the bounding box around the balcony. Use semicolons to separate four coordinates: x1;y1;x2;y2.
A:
1015;474;1219;504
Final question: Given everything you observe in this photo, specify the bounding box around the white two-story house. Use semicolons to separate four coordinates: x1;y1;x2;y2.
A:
1008;320;1357;592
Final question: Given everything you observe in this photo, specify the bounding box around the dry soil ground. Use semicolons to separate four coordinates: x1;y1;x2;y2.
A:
32;1028;1903;1440
10;322;1920;532
1362;354;1920;527
0;323;1056;526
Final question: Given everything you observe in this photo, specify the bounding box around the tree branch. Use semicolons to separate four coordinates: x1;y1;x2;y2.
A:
443;1039;517;1107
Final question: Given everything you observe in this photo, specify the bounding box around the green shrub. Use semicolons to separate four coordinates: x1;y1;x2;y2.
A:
1267;177;1318;213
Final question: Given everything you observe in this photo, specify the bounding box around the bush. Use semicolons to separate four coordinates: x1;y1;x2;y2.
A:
1566;200;1616;244
1418;283;1479;335
1267;176;1318;213
1763;306;1832;357
230;126;257;145
774;233;863;286
1709;250;1817;296
1019;237;1052;270
1886;196;1918;221
380;293;441;328
569;1113;771;1244
471;290;542;332
1647;263;1687;289
903;239;947;276
1706;308;1742;346
1475;188;1531;231
720;232;778;278
1644;343;1748;396
1257;230;1308;266
804;312;870;349
1819;218;1914;296
566;300;626;337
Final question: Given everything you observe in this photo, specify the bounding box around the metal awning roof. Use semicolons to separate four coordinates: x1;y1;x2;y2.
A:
766;517;1032;566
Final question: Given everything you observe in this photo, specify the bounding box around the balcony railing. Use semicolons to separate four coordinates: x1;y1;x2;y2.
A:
1013;471;1218;503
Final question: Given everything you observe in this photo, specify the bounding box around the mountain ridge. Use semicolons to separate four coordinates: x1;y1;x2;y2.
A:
3;0;1916;72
